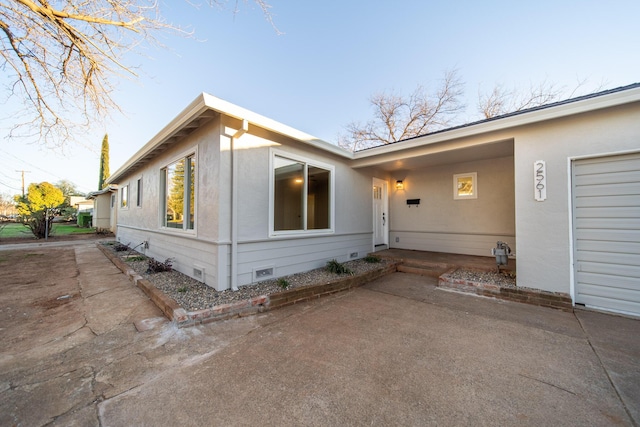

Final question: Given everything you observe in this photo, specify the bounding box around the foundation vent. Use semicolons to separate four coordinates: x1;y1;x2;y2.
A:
349;251;359;259
254;266;275;281
193;266;204;282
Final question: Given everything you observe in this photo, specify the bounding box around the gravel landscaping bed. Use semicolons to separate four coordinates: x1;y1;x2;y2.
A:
104;243;393;312
446;267;517;288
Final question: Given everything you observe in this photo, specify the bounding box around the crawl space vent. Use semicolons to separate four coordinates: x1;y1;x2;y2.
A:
193;267;204;281
254;266;274;281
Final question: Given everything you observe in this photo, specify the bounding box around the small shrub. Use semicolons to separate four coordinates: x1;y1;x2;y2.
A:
147;257;173;273
277;278;290;289
113;243;130;252
177;286;188;293
125;255;147;262
364;255;381;263
326;259;352;275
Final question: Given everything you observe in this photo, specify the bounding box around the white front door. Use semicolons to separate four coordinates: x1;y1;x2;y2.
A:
373;178;388;249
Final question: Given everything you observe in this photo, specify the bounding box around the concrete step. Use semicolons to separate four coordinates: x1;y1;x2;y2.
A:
397;263;450;278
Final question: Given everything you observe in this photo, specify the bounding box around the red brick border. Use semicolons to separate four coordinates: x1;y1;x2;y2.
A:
97;243;398;327
438;268;573;311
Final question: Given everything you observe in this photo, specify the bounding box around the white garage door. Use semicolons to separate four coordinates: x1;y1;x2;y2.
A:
572;152;640;316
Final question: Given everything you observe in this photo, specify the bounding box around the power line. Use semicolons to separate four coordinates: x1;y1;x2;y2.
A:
0;148;95;193
0;179;22;192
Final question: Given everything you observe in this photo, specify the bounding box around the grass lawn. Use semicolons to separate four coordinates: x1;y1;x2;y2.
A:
0;222;96;239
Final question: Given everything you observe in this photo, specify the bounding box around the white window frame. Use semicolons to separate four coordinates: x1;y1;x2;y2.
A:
120;184;129;208
453;172;478;200
136;176;143;208
160;149;197;232
269;148;335;237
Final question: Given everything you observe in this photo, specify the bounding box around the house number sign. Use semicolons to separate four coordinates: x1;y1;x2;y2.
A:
534;160;547;201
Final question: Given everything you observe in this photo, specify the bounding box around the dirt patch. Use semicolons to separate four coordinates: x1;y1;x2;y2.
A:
32;293;79;310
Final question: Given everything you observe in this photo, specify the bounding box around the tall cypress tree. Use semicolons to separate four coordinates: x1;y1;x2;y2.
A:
98;134;110;189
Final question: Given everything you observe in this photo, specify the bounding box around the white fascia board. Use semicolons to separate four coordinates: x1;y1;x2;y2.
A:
108;94;352;184
353;85;640;163
200;93;352;159
107;95;210;184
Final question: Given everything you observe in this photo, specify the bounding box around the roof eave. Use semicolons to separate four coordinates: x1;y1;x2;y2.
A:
107;94;353;184
353;84;640;163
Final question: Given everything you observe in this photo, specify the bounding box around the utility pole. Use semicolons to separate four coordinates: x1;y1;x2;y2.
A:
15;170;31;196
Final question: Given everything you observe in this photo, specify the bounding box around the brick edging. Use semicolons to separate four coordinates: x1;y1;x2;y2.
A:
96;243;399;327
438;268;573;311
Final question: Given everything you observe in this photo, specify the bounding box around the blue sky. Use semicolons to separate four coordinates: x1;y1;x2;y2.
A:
1;0;639;196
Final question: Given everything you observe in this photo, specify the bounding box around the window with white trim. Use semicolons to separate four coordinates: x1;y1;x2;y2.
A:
161;154;196;230
136;178;143;207
120;185;129;208
272;153;333;233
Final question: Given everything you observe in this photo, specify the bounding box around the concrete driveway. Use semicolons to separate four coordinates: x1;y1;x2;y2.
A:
1;242;638;426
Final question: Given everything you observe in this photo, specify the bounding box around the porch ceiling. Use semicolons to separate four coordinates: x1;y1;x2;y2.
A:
352;139;513;172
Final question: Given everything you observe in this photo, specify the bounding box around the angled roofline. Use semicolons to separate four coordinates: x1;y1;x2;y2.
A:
107;94;353;184
86;185;118;199
353;82;640;161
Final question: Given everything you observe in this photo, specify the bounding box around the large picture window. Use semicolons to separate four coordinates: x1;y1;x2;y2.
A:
272;154;332;233
161;154;196;230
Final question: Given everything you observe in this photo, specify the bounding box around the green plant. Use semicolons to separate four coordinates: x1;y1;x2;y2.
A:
125;255;146;262
147;257;173;273
177;286;188;293
364;255;381;263
326;259;352;275
14;182;65;239
277;278;290;289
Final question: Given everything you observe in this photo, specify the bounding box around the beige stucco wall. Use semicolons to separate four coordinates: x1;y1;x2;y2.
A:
388;156;516;256
114;115;376;290
92;193;113;229
513;102;640;295
114;116;224;287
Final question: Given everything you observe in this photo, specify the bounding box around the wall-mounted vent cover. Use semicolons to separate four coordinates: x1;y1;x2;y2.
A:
193;265;205;282
350;252;359;259
254;266;275;281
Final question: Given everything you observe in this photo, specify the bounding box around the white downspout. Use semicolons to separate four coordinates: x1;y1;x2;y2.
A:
230;119;249;291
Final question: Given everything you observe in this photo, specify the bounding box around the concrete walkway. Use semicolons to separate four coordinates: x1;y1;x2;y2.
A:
1;242;638;426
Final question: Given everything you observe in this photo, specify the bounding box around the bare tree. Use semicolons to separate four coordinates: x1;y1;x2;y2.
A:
0;0;275;147
339;70;465;151
477;79;600;119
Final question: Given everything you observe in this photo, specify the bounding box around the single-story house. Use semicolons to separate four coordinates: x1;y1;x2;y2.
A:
70;195;95;212
86;186;118;232
107;83;640;317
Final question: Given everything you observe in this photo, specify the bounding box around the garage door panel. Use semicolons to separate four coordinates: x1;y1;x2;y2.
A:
578;294;640;316
578;260;640;278
575;229;640;243
574;170;640;186
574;181;640;198
574;194;640;208
576;240;640;255
574;206;640;219
573;152;640;317
577;272;640;294
577;282;640;302
575;217;640;230
574;156;640;174
575;250;640;267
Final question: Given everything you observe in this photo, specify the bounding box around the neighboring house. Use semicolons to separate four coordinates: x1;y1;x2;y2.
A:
107;83;640;317
86;186;118;232
70;196;94;212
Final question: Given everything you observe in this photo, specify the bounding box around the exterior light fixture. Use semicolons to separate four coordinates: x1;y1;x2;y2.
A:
396;180;404;190
294;178;303;184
